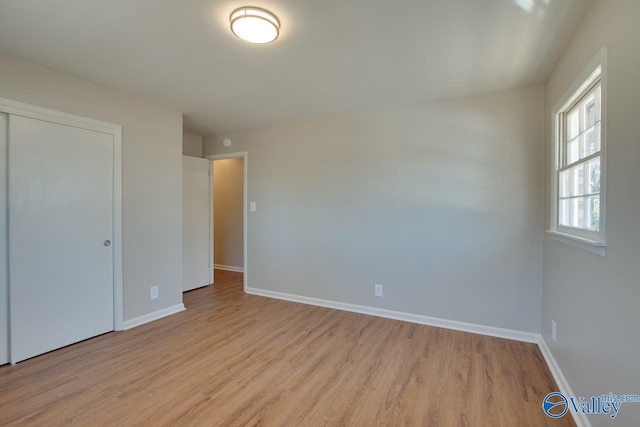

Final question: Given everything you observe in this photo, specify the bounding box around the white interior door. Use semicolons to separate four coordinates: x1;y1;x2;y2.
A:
182;156;211;291
9;114;114;364
0;113;7;365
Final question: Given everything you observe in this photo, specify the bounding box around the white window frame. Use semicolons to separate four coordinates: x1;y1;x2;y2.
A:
547;48;607;255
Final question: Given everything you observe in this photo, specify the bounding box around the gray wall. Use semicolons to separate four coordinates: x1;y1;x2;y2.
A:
205;85;544;333
543;1;640;425
183;131;203;157
214;158;244;269
0;53;184;321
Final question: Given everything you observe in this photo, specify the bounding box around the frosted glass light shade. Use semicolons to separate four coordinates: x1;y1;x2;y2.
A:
230;7;280;44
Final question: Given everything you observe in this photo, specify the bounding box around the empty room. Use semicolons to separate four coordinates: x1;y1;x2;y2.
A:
0;1;638;426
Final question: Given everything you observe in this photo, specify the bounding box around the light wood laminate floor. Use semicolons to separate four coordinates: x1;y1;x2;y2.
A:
0;270;573;426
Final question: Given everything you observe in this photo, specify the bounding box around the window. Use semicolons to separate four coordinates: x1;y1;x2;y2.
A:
559;80;601;231
550;49;606;252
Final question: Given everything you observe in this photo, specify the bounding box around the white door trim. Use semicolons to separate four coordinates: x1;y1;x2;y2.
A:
0;97;124;331
206;152;248;292
209;161;214;285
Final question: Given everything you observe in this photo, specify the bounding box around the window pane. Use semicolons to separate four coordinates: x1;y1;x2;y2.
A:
584;94;597;129
588;157;601;194
571;197;585;228
567;110;579;140
588;195;600;231
567;136;580;164
559;199;571;226
560;170;571;197
579;132;587;159
571;163;585;196
584;122;600;157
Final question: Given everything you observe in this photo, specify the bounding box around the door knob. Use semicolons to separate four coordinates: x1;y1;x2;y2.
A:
104;240;111;247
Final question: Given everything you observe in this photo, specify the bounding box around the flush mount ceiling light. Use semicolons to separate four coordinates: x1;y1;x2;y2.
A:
230;7;280;44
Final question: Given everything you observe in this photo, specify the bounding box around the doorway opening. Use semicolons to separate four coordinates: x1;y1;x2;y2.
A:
208;153;248;291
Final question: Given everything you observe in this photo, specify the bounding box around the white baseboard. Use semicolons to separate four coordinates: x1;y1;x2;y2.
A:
122;303;185;330
245;287;539;343
214;264;244;273
538;337;592;427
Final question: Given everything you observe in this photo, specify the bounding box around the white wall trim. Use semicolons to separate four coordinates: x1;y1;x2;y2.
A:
0;97;122;135
245;286;539;343
214;264;244;273
208;161;214;285
122;303;185;331
207;152;248;292
538;337;592;427
545;230;606;256
0;96;124;332
113;125;123;331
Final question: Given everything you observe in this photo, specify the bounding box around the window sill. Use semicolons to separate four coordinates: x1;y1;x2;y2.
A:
545;230;606;256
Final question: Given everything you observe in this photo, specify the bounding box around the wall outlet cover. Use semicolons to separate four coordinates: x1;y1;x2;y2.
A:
375;284;383;297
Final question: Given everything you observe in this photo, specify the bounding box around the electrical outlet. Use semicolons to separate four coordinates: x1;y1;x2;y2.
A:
150;285;159;300
552;320;557;341
374;284;383;298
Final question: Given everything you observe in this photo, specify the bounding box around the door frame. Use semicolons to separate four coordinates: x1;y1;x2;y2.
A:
0;97;124;331
206;152;248;292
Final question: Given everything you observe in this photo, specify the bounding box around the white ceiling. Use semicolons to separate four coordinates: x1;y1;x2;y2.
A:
0;0;592;135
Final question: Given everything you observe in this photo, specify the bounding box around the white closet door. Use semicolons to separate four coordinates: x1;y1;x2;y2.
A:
9;114;114;363
182;156;211;291
0;113;7;365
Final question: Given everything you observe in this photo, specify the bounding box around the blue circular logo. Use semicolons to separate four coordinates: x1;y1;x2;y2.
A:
543;392;569;418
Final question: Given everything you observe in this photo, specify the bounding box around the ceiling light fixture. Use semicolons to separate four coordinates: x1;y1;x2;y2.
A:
230;7;280;44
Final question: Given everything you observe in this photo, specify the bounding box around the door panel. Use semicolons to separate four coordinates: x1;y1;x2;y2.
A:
9;114;114;363
182;156;211;291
